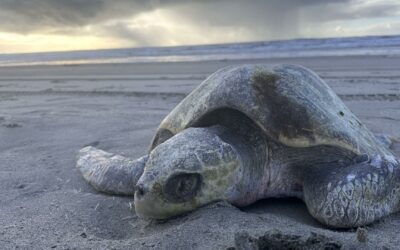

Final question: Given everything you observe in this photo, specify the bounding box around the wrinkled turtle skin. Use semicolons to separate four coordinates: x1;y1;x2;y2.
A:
77;64;400;228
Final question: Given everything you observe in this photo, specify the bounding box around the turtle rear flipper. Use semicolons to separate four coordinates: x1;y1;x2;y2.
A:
303;155;400;228
76;146;148;196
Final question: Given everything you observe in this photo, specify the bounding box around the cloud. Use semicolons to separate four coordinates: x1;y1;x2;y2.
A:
0;0;399;50
0;0;352;33
0;0;158;33
304;0;400;22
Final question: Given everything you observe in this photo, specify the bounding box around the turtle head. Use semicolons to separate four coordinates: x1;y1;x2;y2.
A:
134;127;242;219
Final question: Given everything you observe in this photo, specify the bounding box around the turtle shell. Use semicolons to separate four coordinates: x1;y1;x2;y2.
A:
149;64;388;156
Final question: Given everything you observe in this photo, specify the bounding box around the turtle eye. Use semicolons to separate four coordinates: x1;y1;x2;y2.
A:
164;173;201;202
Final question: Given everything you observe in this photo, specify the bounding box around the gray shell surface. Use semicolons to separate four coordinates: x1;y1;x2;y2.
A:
150;64;389;156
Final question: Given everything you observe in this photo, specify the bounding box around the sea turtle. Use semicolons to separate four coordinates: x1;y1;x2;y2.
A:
76;64;400;228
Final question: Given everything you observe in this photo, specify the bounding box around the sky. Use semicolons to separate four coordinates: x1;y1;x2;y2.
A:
0;0;399;53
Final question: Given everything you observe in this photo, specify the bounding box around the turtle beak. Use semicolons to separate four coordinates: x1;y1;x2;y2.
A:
134;190;164;219
133;188;173;219
133;180;196;219
133;180;166;219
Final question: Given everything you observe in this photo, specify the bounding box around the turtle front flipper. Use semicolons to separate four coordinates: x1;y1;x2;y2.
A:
303;154;400;228
76;146;148;196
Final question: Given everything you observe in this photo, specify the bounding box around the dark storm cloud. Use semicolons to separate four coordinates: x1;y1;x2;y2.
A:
0;0;398;41
99;0;354;43
170;0;400;41
0;0;158;32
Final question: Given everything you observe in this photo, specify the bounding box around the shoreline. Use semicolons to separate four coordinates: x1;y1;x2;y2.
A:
0;53;399;69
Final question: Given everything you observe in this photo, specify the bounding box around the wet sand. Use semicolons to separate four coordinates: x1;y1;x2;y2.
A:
1;55;400;249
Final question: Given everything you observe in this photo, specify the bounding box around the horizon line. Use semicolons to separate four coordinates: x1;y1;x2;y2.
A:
1;33;399;56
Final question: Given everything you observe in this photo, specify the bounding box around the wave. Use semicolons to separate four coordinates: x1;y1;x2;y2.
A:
0;35;400;67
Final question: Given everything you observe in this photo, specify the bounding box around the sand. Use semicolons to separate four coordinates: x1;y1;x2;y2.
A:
1;55;400;249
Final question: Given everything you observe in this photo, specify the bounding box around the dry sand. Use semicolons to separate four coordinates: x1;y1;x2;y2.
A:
1;55;400;249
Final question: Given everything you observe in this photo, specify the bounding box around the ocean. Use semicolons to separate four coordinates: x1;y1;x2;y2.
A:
1;35;400;67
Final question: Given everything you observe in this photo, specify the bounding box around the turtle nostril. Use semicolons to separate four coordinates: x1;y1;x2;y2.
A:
135;184;146;198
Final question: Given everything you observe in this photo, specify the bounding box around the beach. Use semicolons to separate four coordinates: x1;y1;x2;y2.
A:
1;55;400;249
